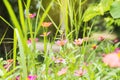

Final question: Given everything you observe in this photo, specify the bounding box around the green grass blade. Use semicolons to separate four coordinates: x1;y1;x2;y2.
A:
0;28;8;45
2;66;20;79
0;16;14;29
25;0;34;39
3;0;21;32
26;0;31;9
34;1;41;36
18;0;26;38
3;0;25;49
35;0;55;36
13;29;17;69
15;28;27;79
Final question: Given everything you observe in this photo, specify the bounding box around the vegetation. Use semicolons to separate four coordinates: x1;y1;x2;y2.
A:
0;0;120;80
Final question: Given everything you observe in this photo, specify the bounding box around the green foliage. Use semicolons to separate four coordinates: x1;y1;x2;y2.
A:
1;0;54;79
110;0;120;18
83;0;113;22
59;0;86;39
1;0;120;79
105;17;120;27
0;27;8;45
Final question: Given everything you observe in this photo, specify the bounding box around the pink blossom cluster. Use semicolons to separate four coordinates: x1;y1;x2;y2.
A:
102;48;120;68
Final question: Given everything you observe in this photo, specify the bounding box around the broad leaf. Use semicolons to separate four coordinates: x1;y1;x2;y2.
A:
83;0;113;22
83;5;101;22
110;1;120;18
100;0;113;12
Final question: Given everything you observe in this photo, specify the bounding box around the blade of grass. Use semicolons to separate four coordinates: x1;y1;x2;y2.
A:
3;0;22;36
41;6;61;33
41;5;62;41
26;0;31;9
2;66;20;79
18;0;26;39
15;28;27;79
25;0;34;39
35;0;55;36
0;16;13;29
60;0;69;37
0;28;8;45
35;1;41;33
13;29;17;69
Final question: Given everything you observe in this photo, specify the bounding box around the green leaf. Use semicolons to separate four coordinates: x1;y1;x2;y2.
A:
110;1;120;18
0;28;8;45
83;6;101;22
100;0;113;12
83;0;113;22
3;0;21;32
0;16;13;29
18;0;25;36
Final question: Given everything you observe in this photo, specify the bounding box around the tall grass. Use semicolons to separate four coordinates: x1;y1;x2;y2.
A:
59;0;86;40
1;0;54;79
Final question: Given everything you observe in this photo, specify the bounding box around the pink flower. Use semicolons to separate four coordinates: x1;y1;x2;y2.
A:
114;48;120;58
114;48;120;53
27;75;37;80
4;59;13;71
55;58;65;63
102;53;120;68
40;32;51;37
74;68;86;77
102;53;106;57
52;57;65;64
16;76;20;80
27;38;38;44
29;13;36;18
98;36;104;41
27;40;32;44
55;39;67;46
6;59;13;63
42;22;52;27
15;75;37;80
57;67;68;76
113;38;119;43
73;38;83;46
